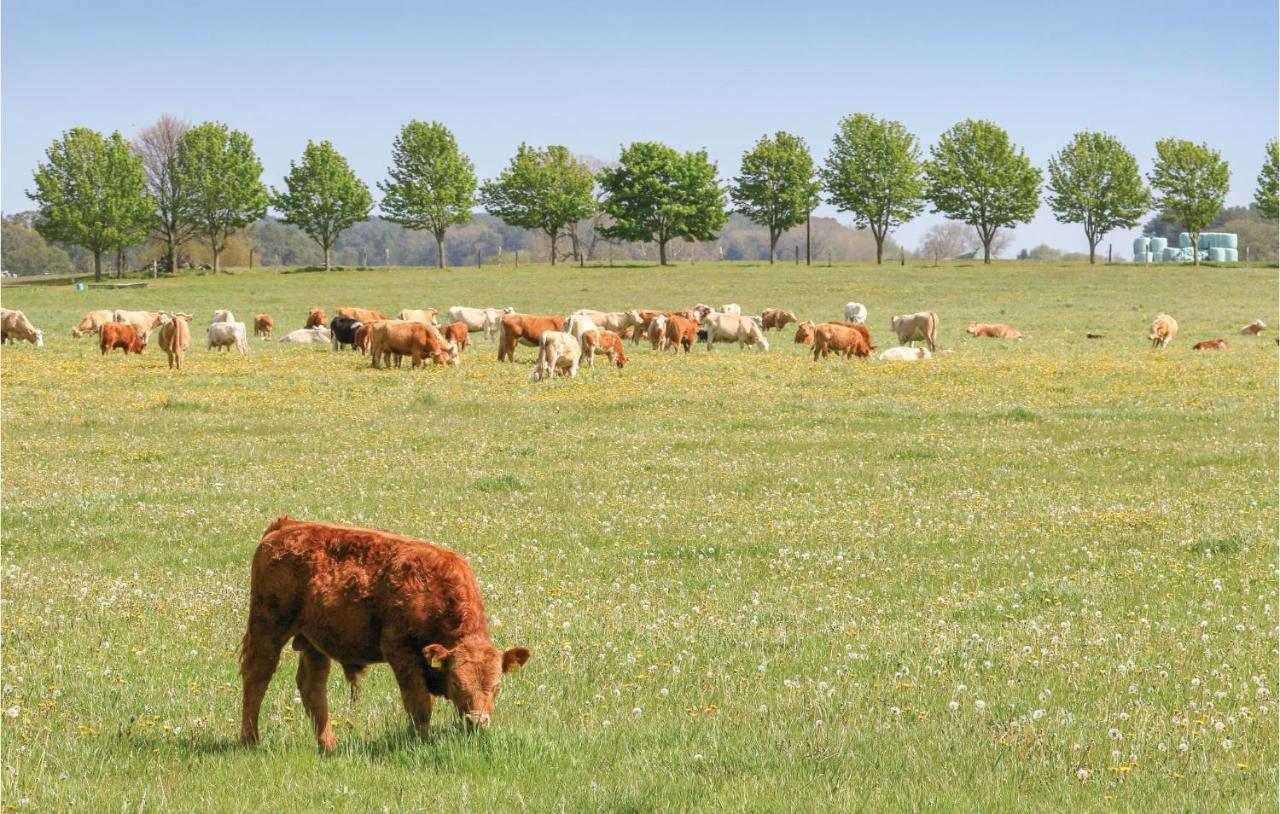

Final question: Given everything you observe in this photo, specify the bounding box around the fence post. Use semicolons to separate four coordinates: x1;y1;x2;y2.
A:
1108;244;1112;265
476;246;481;268
794;245;799;265
805;214;811;265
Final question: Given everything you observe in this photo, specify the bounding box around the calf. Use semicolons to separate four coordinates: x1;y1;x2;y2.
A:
1149;313;1178;349
813;323;871;361
760;308;797;331
353;322;374;355
207;321;250;354
891;311;938;351
1192;338;1228;351
664;313;698;352
582;329;628;369
239;516;530;753
330;316;364;351
497;314;566;362
158;313;193;369
646;314;669;350
100;323;145;355
0;309;44;347
966;323;1023;340
437;322;470;354
73;309;113;338
254;314;274;339
532;331;582;380
305;308;327;329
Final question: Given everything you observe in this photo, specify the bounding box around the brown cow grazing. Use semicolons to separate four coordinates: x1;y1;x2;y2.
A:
239;517;530;753
795;321;872;350
353;322;373;355
370;321;454;369
1149;313;1178;349
497;314;565;361
73;309;114;338
582;329;629;368
664;313;698;352
967;323;1024;340
254;314;274;339
158;313;193;369
761;308;798;331
338;307;387;323
813;323;872;361
1192;338;1228;351
99;323;145;355
437;322;471;354
305;308;327;329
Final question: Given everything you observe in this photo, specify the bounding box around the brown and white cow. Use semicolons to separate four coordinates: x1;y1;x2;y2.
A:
891;311;938;352
760;308;798;331
158;313;193;369
0;309;44;347
1149;313;1178;349
113;310;165;341
813;323;872;361
497;314;565;362
338;307;387;324
254;314;274;339
73;309;114;338
646;314;669;350
99;323;146;355
532;331;582;381
966;323;1023;340
1192;338;1228;351
239;517;530;753
581;329;628;369
305;308;327;329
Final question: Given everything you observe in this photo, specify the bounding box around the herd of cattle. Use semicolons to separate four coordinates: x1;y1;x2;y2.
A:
0;304;1270;376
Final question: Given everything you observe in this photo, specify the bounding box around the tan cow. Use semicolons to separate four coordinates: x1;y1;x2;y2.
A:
73;309;114;338
795;321;871;349
572;309;641;337
532;331;581;381
253;314;274;339
369;320;453;369
446;306;513;340
891;311;938;352
1192;338;1228;350
1149;314;1178;349
812;323;871;361
0;309;44;347
761;308;798;331
397;308;438;324
158;313;194;369
702;312;769;351
1239;319;1266;336
581;329;628;368
113;309;165;341
337;307;386;323
497;314;565;361
966;323;1023;340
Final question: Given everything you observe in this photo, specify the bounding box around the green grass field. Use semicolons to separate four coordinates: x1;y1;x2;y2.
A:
2;261;1277;812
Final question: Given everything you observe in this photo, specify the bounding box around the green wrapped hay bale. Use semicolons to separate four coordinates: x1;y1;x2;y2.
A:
1224;248;1238;262
1178;232;1192;248
1209;247;1226;262
1222;233;1238;249
1163;247;1180;261
1149;237;1168;254
1133;237;1150;257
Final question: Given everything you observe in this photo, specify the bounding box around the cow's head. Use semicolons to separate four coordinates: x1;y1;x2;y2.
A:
423;641;530;731
966;323;979;336
613;346;628;368
34;330;44;349
132;339;147;354
794;322;816;345
692;304;713;320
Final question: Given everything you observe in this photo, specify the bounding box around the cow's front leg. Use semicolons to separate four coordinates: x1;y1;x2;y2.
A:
385;646;435;738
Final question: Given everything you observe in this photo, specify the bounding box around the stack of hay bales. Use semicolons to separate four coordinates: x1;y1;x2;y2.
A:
1199;232;1238;262
1132;237;1153;263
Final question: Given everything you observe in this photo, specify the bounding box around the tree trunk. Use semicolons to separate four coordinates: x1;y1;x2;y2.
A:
1191;230;1200;267
436;233;445;269
167;236;177;274
213;244;221;274
1087;236;1098;265
874;234;885;265
324;245;331;272
769;229;778;264
658;239;668;266
93;251;102;282
549;229;557;265
982;234;993;265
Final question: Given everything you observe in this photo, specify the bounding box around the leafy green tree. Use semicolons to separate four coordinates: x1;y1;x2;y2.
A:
1255;139;1278;221
378;121;476;268
1046;131;1151;264
175;122;270;272
26;128;151;281
0;221;75;276
1148;138;1230;267
925;120;1041;265
598;142;727;266
820;114;925;265
480;144;595;265
730;132;820;264
273;140;372;271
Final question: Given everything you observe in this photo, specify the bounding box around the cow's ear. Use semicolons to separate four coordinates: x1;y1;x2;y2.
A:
422;644;451;669
502;647;531;674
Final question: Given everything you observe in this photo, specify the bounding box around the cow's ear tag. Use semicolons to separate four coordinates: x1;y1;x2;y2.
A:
430;657;444;669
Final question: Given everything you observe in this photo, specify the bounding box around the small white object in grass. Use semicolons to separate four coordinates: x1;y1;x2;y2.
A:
4;706;18;718
947;700;960;712
974;700;986;712
1076;768;1090;782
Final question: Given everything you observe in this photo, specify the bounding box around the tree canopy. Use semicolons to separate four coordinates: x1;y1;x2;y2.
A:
1046;131;1151;264
26;128;151;280
1148;138;1230;267
729;131;820;264
175;122;270;272
821;114;925;264
1256;139;1278;221
378;120;477;268
480;144;596;264
925;120;1041;265
273;140;372;271
598;142;727;266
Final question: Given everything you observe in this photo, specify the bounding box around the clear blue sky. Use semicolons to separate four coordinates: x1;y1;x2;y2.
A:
3;0;1277;255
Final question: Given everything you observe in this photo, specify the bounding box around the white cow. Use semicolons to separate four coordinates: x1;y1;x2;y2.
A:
843;302;868;324
571;310;641;337
279;326;333;344
113;310;165;341
701;312;769;351
446;306;515;340
720;303;742;315
0;308;44;347
397;308;438;324
532;331;581;381
891;311;938;351
211;309;235;324
207;321;250;354
880;346;931;361
73;309;114;338
563;313;600;347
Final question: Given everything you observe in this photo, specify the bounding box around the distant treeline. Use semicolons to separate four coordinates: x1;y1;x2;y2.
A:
11;114;1279;279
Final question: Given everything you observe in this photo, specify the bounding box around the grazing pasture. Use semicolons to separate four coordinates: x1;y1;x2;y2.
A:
1;261;1277;812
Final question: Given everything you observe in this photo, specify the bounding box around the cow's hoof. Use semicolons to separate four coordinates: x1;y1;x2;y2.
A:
318;732;338;754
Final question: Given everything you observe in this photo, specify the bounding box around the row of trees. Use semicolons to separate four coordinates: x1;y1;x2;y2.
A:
25;116;1280;279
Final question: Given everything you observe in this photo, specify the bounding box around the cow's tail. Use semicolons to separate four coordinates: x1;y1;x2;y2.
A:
497;318;508;361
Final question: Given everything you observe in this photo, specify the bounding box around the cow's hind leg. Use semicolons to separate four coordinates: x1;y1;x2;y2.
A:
293;636;338;754
239;617;290;747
